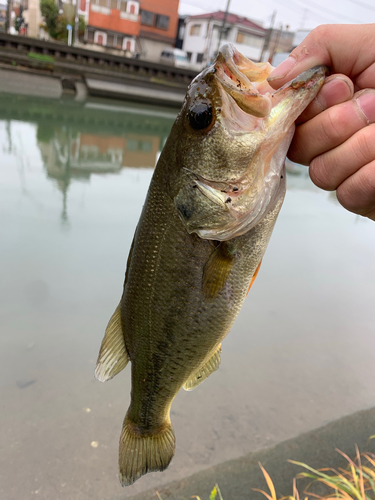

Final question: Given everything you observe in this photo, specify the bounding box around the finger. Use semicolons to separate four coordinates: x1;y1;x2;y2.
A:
288;89;375;165
296;74;354;124
336;160;375;220
309;123;375;190
267;24;375;90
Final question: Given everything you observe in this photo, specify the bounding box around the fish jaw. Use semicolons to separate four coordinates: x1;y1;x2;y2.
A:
173;45;328;241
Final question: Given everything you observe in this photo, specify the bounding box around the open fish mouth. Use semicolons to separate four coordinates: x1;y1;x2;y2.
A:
175;45;328;241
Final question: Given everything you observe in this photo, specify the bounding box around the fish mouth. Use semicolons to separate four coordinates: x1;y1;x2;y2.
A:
175;46;328;240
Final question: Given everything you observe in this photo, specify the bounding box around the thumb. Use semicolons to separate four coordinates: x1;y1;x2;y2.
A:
267;24;375;90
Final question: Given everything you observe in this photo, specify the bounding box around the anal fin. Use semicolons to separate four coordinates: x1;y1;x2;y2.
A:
183;345;222;391
95;304;129;382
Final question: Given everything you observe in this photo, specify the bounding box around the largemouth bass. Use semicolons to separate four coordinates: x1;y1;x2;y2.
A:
95;44;327;486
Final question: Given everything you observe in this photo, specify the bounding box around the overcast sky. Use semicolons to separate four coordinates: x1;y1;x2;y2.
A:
178;0;375;32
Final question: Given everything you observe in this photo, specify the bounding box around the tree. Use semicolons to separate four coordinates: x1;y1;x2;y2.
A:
40;0;85;42
40;0;59;39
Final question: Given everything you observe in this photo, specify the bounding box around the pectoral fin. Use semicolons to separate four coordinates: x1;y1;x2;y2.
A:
95;304;129;382
202;243;235;299
246;259;262;297
183;345;221;391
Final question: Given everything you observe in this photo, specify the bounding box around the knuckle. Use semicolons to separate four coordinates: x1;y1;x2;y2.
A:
287;139;309;165
337;164;375;215
319;106;344;144
309;155;336;190
352;126;375;164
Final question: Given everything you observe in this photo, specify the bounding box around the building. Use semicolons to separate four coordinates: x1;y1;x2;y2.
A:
261;25;294;64
0;2;7;31
182;11;266;69
137;0;179;61
22;0;43;37
18;0;179;60
80;0;179;59
82;0;139;55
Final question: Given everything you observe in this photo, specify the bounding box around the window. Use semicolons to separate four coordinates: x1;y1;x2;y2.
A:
110;0;118;9
155;14;169;30
98;0;108;7
107;34;114;46
126;139;138;150
127;1;139;14
116;36;123;48
186;51;192;62
196;52;204;63
190;24;200;36
141;10;154;26
119;0;126;11
140;141;152;152
236;32;244;43
87;30;94;42
94;31;107;45
236;32;263;48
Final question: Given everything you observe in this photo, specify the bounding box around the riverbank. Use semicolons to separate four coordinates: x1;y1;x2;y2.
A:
0;32;196;106
128;407;375;500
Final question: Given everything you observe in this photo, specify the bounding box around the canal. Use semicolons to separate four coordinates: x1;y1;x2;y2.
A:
1;91;375;500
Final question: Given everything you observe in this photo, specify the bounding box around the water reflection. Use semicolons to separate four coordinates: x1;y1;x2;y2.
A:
0;93;176;225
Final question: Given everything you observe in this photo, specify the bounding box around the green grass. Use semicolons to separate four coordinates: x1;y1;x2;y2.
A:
156;443;375;500
27;52;55;64
256;446;375;500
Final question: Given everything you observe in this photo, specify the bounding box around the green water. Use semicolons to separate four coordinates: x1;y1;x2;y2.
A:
1;92;375;500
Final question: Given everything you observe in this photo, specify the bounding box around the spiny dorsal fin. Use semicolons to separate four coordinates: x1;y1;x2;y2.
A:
95;304;129;382
202;243;235;299
119;416;175;486
183;345;222;391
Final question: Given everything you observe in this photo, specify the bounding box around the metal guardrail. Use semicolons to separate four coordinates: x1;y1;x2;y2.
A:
0;32;198;103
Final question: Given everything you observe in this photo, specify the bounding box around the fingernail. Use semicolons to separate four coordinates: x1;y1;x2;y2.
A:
356;89;375;124
317;76;354;108
268;56;296;81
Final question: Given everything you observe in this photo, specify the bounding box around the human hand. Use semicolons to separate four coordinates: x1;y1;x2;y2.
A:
268;24;375;220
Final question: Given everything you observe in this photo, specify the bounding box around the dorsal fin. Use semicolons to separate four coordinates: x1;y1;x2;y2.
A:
95;304;129;382
183;345;221;391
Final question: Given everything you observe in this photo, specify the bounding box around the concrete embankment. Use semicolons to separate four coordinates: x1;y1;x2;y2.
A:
0;33;197;106
127;407;375;500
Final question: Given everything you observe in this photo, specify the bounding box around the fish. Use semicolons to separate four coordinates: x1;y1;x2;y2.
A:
95;44;328;486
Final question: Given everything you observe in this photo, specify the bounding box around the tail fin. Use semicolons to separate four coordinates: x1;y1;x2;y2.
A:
118;416;176;486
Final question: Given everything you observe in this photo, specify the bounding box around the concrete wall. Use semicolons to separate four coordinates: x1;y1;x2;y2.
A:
23;0;42;38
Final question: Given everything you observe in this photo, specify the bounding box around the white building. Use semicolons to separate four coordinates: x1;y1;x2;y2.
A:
182;11;266;69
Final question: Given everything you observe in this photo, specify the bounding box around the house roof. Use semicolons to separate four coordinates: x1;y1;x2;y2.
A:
186;11;266;33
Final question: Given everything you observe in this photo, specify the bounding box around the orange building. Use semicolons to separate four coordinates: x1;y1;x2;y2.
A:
81;0;180;61
82;0;140;54
137;0;179;61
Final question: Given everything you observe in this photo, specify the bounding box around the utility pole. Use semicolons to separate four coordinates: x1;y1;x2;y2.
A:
260;10;276;62
6;0;13;33
269;23;283;64
74;0;79;46
216;0;231;55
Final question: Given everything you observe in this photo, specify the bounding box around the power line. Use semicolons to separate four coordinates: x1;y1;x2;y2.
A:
292;0;364;23
346;0;375;12
270;0;342;25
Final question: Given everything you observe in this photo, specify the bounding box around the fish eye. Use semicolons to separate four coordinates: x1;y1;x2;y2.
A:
188;103;213;130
